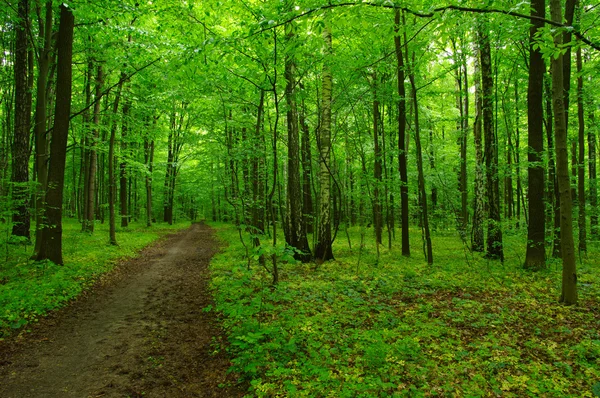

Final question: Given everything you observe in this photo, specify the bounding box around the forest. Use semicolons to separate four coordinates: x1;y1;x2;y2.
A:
1;0;600;396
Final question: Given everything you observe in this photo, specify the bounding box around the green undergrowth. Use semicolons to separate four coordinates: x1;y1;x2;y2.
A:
209;223;600;397
0;219;189;338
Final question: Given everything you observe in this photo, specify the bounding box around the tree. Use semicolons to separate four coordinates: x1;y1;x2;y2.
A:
284;3;311;262
524;0;546;270
314;12;334;263
550;0;577;305
11;0;31;240
478;21;503;261
35;4;74;264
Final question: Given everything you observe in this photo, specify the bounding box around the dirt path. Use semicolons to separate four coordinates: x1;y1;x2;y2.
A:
0;222;246;397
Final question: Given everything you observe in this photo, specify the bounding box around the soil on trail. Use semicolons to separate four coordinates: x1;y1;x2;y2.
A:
0;222;246;398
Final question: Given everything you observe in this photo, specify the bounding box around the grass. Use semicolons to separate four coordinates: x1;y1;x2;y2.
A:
209;223;600;397
0;218;189;338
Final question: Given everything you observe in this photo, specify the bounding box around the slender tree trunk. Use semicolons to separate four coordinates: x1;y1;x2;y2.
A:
144;117;156;228
576;46;586;253
300;91;314;234
524;0;546;269
120;96;130;227
108;82;124;246
11;0;31;240
478;23;503;261
35;5;74;264
589;91;598;238
394;10;410;257
33;1;53;255
85;65;102;233
284;8;311;262
472;45;485;253
372;74;383;246
551;0;577;305
314;13;334;262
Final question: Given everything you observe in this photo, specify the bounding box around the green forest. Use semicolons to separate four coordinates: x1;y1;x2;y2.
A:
1;0;600;396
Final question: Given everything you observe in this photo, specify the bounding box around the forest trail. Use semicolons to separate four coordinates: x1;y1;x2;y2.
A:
0;222;245;398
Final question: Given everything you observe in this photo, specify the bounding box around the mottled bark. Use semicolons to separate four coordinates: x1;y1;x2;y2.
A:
472;43;485;253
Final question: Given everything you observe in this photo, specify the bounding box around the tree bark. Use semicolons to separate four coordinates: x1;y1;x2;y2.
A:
478;22;504;261
551;0;577;305
524;0;546;270
372;74;383;246
11;0;31;240
394;10;410;257
284;7;311;262
576;46;586;253
35;5;74;264
33;1;53;255
472;44;485;253
85;65;103;233
108;82;124;246
314;12;334;262
119;96;131;227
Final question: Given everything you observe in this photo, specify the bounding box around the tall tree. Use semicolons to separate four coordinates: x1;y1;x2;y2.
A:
314;11;334;262
550;0;577;305
11;0;31;240
478;22;503;261
35;4;74;264
576;45;586;253
524;0;546;270
472;45;485;253
372;73;383;246
394;9;410;257
284;3;311;262
32;1;53;254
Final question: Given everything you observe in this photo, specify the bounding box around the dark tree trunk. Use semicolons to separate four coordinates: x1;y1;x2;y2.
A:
551;0;577;305
35;5;74;264
252;90;266;249
576;46;586;253
478;23;503;261
299;92;313;234
108;81;124;246
120;96;130;227
372;74;383;246
394;10;410;257
33;1;53;255
81;61;92;232
524;0;546;270
284;14;311;262
85;65;102;233
589;96;598;238
11;0;31;240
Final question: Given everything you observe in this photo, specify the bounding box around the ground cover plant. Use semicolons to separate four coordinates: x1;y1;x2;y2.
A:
0;219;188;338
210;223;600;397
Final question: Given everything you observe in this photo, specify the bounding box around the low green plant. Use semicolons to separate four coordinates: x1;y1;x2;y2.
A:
210;224;600;397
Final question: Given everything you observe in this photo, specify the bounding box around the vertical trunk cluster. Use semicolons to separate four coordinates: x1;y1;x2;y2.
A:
11;0;31;240
251;90;266;249
144;116;156;228
108;81;124;246
35;5;74;264
164;106;185;225
478;23;503;261
550;0;577;305
453;39;469;236
576;46;586;253
314;12;334;262
524;0;546;270
120;96;131;227
284;4;311;262
394;10;410;257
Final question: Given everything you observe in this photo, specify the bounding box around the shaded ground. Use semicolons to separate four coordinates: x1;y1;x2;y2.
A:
0;222;246;398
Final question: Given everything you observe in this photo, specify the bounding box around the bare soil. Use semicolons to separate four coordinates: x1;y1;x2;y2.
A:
0;222;247;397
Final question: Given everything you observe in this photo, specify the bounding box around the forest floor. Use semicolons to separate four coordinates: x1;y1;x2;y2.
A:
0;222;246;398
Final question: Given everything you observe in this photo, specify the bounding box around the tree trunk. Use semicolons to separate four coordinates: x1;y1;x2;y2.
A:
576;46;586;253
284;9;311;262
85;65;102;233
11;0;31;240
372;74;383;246
81;60;92;232
108;81;124;246
33;1;53;255
589;92;598;238
314;13;334;262
35;5;74;264
144;118;156;228
524;0;546;270
120;96;130;227
300;91;314;234
551;0;577;305
394;10;410;257
472;44;485;253
478;23;504;261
